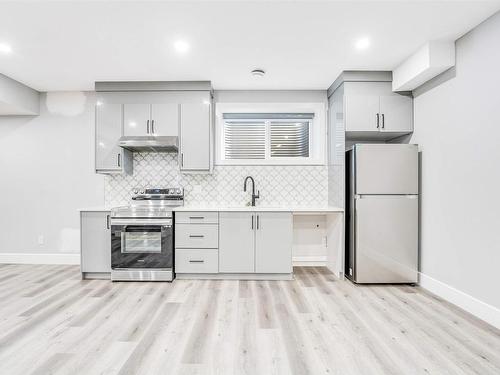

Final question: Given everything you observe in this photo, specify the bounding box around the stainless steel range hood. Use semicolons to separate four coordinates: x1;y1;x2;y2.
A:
118;136;178;153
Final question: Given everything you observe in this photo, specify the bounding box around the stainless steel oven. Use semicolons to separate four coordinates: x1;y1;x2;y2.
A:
111;218;172;268
110;187;183;282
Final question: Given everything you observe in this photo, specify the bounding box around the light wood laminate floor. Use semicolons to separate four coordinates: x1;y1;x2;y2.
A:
0;264;499;375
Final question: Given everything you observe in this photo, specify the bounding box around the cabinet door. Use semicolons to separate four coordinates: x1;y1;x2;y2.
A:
255;212;292;274
379;95;413;132
345;95;380;132
219;212;255;273
96;103;122;171
123;103;151;136
151;103;179;136
179;102;210;171
81;212;111;273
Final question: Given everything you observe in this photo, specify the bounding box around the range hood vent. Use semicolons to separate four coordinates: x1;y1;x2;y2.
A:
118;136;178;153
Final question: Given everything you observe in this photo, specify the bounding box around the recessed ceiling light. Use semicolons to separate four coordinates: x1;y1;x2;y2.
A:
0;43;12;54
355;37;371;50
174;40;190;54
251;69;266;77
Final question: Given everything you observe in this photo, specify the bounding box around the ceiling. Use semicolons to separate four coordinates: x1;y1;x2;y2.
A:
0;1;499;92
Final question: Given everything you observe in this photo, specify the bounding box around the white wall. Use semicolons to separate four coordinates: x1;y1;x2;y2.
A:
410;11;500;320
0;92;104;256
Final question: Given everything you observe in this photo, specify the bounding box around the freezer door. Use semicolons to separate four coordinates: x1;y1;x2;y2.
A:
354;195;418;283
355;144;418;195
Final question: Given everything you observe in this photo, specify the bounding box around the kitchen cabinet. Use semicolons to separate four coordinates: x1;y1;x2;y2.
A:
379;95;413;133
345;93;412;134
179;101;211;172
95;102;132;174
123;103;150;136
151;103;179;136
219;212;255;273
123;103;179;136
344;95;380;132
80;211;111;278
219;211;292;274
255;212;293;273
328;73;413;140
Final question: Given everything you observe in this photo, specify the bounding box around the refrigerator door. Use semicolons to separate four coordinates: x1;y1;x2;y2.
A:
355;144;418;195
354;195;418;283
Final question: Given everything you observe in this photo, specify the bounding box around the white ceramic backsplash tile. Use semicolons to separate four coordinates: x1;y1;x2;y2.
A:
104;153;333;208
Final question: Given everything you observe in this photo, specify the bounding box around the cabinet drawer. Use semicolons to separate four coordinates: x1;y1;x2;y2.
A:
175;224;219;248
175;212;219;224
175;249;218;273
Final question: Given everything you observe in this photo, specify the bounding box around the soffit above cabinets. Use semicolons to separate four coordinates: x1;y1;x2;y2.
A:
0;73;39;116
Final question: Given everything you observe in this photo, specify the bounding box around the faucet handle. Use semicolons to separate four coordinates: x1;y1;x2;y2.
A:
256;190;260;198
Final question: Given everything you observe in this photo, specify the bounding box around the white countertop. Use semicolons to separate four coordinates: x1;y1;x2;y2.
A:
78;206;343;213
78;207;112;212
173;206;344;213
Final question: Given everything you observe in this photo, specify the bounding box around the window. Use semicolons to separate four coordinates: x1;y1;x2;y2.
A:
221;113;313;162
216;103;326;166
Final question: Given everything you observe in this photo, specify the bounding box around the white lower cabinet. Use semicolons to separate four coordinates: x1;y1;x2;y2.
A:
255;212;293;274
175;249;219;273
80;211;111;276
219;211;292;274
219;212;255;273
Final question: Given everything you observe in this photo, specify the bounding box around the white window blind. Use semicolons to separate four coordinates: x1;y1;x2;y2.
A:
224;121;266;159
222;113;313;162
270;121;309;157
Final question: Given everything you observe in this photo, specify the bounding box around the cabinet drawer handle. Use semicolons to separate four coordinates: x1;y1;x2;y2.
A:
189;235;204;238
106;215;110;229
257;215;260;230
376;113;380;129
381;113;385;129
147;119;150;134
189;216;205;219
117;153;121;167
189;260;205;263
151;119;155;134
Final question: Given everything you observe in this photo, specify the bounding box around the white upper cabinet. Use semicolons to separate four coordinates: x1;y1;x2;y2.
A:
95;102;132;174
151;103;179;136
345;95;381;132
124;103;179;136
379;95;413;133
179;100;211;172
123;103;151;136
329;75;413;140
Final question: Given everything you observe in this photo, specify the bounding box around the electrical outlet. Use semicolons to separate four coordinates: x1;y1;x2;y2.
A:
38;235;44;246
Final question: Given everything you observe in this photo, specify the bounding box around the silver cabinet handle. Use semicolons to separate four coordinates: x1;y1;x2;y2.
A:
381;114;385;129
189;216;205;220
117;153;121;167
376;113;380;129
189;235;204;238
151;119;155;134
251;215;254;230
189;260;204;263
106;215;110;229
257;215;260;230
147;119;150;134
181;153;184;167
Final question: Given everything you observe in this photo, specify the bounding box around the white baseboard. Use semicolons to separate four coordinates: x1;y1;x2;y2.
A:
419;272;500;330
0;253;80;265
293;255;327;267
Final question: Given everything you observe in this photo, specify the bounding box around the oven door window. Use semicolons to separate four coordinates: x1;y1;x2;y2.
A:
121;226;162;253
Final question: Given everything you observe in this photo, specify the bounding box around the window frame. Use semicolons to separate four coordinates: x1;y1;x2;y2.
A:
215;103;326;166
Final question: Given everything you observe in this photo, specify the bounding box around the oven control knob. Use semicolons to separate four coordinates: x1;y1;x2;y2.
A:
133;189;138;194
140;190;145;194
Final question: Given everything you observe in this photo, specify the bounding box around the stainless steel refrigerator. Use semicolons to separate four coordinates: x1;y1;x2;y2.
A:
345;144;419;284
